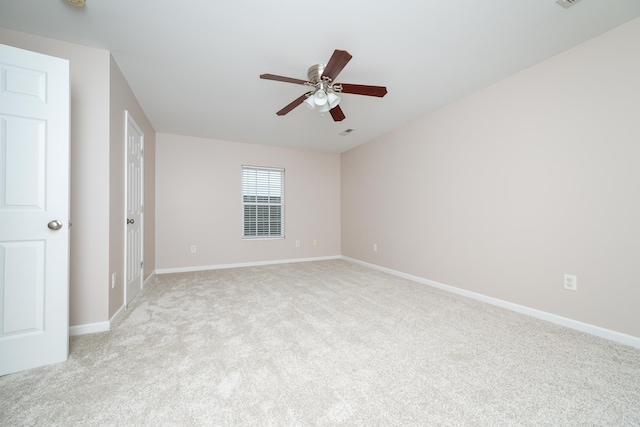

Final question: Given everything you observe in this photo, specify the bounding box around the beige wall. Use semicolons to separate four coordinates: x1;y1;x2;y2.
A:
156;133;340;270
341;17;640;338
109;55;156;317
1;29;156;326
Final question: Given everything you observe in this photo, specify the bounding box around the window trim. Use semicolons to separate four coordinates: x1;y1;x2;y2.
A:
241;165;285;239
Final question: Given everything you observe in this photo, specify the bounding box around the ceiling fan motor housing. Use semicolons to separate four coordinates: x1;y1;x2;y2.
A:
307;64;325;83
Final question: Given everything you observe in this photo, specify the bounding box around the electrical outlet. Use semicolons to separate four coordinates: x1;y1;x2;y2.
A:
111;273;116;289
295;240;300;247
373;243;377;252
190;245;197;253
564;274;577;291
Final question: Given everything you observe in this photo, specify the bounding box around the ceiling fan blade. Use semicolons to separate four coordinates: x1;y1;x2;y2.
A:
338;83;388;97
322;50;353;81
330;105;346;122
260;74;308;85
276;93;311;116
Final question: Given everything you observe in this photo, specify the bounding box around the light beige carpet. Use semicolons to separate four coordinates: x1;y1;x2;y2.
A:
1;260;639;426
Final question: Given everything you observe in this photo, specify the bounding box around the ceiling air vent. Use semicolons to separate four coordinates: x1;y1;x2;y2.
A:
556;0;581;8
339;129;354;136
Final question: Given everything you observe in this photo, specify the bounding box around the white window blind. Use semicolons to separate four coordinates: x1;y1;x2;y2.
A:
242;166;284;238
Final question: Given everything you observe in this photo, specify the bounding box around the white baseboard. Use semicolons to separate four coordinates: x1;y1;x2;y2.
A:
109;303;125;329
69;321;109;337
342;256;640;349
69;302;126;337
143;270;156;288
155;255;342;275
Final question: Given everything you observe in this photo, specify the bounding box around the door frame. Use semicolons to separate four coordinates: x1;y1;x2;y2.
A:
123;110;144;307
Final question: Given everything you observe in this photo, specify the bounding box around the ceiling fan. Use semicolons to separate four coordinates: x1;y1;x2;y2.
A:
260;49;387;122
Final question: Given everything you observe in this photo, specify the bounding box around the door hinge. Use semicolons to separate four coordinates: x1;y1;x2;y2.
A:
140;261;144;269
141;149;144;157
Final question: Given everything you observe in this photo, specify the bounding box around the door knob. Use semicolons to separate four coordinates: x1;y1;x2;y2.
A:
127;218;135;225
48;220;63;230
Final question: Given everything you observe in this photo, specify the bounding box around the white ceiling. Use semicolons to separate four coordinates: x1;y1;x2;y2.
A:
1;1;639;153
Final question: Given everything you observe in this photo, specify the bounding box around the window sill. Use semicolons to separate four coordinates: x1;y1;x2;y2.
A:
242;236;285;241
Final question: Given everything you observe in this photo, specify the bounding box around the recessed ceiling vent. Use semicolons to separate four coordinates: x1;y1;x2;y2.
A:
556;0;581;8
64;0;86;7
339;129;354;136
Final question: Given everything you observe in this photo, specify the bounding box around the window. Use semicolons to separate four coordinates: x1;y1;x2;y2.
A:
242;166;284;238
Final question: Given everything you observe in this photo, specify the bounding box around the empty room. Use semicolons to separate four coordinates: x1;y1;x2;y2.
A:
1;0;640;425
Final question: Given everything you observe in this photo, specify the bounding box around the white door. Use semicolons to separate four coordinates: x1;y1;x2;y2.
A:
125;111;143;306
0;44;70;376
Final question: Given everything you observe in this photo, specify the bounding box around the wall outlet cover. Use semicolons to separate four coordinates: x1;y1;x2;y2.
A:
564;274;577;291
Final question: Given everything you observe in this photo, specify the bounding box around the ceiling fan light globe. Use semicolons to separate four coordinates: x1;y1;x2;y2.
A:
327;92;341;108
318;103;331;113
304;96;316;110
313;90;328;106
